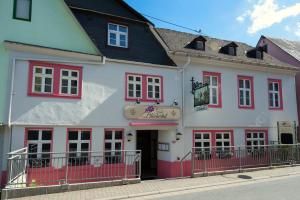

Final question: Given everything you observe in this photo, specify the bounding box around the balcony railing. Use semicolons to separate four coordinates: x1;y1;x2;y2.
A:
6;149;141;188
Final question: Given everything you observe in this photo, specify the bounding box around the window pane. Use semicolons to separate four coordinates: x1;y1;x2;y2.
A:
155;78;160;84
259;133;264;138
61;87;68;94
136;77;141;82
245;80;250;89
119;26;127;33
148;91;153;98
35;77;42;84
69;143;77;152
42;131;51;140
224;134;229;139
28;144;38;153
71;80;77;87
212;89;217;104
35;68;42;74
108;24;118;31
81;131;90;140
34;85;42;92
15;0;31;20
42;144;51;152
204;134;210;139
69;131;78;140
195;134;202;139
247;133;251;138
105;143;111;151
45;78;52;85
44;85;52;93
28;130;39;140
105;131;112;140
216;134;222;139
269;83;273;91
71;71;78;77
81;143;89;151
62;70;69;76
115;142;122;150
71;87;77;95
195;142;202;147
211;77;217;86
128;76;133;81
115;131;123;139
62;79;68;87
120;40;126;47
148;78;153;83
274;83;278;91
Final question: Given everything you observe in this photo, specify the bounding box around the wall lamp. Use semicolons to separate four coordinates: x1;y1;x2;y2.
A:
176;132;183;141
172;99;178;106
135;98;141;104
127;132;133;142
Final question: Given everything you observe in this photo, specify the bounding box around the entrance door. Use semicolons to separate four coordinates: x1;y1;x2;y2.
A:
136;130;158;179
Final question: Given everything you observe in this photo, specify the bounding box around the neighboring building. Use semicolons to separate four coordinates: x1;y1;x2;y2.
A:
155;28;299;177
257;36;300;142
0;0;102;187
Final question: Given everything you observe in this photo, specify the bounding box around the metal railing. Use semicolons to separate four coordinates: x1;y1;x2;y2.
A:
192;144;300;176
6;149;141;188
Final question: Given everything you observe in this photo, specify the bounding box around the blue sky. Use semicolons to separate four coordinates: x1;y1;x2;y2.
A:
125;0;300;46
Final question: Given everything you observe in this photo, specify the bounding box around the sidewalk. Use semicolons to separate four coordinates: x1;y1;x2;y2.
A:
12;166;300;200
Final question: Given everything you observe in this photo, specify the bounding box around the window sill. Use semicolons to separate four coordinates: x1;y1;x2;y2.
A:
28;92;81;99
238;106;255;110
125;97;163;103
269;107;283;111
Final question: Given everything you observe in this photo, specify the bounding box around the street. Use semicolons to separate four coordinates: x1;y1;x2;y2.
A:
137;175;300;200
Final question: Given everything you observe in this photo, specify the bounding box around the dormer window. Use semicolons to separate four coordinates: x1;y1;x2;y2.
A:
246;48;263;59
195;41;204;50
256;50;262;59
13;0;32;21
228;46;235;56
108;23;128;48
219;42;238;56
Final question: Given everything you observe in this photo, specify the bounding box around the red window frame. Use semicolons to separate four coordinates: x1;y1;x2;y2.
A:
237;75;255;109
193;130;234;148
268;79;283;110
245;129;268;148
66;128;92;152
125;72;164;102
203;71;222;108
28;61;83;99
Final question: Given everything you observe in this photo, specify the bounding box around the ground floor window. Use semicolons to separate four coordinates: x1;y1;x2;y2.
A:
25;128;53;167
245;130;268;154
67;129;92;166
193;130;234;159
104;129;124;164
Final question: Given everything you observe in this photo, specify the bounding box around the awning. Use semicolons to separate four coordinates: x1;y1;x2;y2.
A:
129;122;178;130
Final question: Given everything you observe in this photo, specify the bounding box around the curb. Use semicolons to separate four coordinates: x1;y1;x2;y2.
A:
102;171;300;200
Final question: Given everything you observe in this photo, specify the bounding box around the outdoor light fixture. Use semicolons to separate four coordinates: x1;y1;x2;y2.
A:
176;132;183;141
156;100;160;105
172;99;178;106
127;132;133;142
135;98;141;104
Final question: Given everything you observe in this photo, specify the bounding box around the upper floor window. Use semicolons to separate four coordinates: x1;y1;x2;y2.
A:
28;61;82;99
203;71;222;108
268;79;283;110
13;0;32;21
26;128;52;167
238;76;254;109
108;23;128;48
67;129;91;166
125;73;163;102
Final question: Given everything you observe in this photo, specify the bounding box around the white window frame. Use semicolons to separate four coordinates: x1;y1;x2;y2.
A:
60;69;80;96
269;81;280;108
239;78;252;107
32;66;53;94
107;23;128;48
27;129;52;159
127;74;142;99
246;132;266;150
215;132;231;151
104;130;123;156
68;130;91;154
147;76;161;100
204;75;219;106
194;132;211;154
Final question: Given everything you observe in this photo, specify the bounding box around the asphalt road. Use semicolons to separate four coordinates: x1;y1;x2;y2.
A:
139;175;300;200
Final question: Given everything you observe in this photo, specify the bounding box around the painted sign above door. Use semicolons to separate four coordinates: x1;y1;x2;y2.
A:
124;105;181;120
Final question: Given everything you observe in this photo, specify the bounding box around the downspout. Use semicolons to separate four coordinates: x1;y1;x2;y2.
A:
8;58;16;152
180;55;191;129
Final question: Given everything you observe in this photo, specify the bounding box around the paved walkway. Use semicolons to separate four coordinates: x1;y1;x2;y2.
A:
12;166;300;200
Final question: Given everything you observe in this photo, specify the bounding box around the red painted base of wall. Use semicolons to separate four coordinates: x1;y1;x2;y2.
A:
157;160;192;178
1;171;7;188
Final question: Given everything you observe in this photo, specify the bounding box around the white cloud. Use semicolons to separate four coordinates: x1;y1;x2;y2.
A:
284;25;291;32
237;0;300;34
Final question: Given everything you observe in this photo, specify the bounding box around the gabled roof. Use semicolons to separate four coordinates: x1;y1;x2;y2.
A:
261;36;300;62
64;0;152;25
155;28;298;70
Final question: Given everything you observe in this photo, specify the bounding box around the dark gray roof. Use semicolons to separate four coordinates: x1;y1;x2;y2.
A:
156;28;297;70
264;36;300;62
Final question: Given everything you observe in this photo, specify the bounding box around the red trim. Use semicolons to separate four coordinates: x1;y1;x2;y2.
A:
24;127;54;150
129;122;178;126
245;129;269;146
125;72;164;103
268;78;283;110
237;75;255;110
203;71;222;108
28;61;83;99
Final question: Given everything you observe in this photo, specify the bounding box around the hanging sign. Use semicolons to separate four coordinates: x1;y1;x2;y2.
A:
194;84;209;108
124;105;181;120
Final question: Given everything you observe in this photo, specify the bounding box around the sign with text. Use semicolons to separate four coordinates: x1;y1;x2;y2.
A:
194;84;209;108
124;105;181;120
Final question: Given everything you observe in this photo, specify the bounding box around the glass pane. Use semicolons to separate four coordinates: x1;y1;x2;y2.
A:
62;79;68;86
247;133;251;138
35;68;42;74
129;84;133;90
148;85;153;92
115;142;122;150
212;89;217;104
120;34;126;41
105;132;112;140
69;143;77;152
239;80;244;88
71;71;78;77
81;131;91;140
155;86;160;93
136;91;141;97
42;144;51;152
71;87;77;95
108;24;118;31
269;83;273;91
105;143;111;151
34;85;42;92
224;142;230;146
224;134;229;139
245;80;250;89
216;134;222;139
195;142;202;147
119;26;127;33
15;0;31;20
44;85;52;93
195;134;202;140
81;143;89;151
204;142;210;147
62;70;69;77
61;87;68;94
28;143;38;153
28;130;39;140
247;141;251;146
155;78;160;83
211;77;217;86
69;131;78;140
136;84;141;90
120;40;126;47
136;77;141;82
35;77;42;84
45;69;52;75
42;131;51;140
203;76;209;84
148;78;153;83
274;83;278;91
216;142;222;147
148;91;153;98
115;131;123;139
71;80;77;87
253;133;258;138
204;134;210;139
155;92;160;99
128;76;133;81
269;94;274;107
45;78;52;85
259;133;264;138
128;91;134;97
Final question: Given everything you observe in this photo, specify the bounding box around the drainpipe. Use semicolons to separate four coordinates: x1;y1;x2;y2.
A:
180;55;191;130
8;58;16;152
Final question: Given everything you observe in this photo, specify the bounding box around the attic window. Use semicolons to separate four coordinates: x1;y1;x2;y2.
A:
256;50;263;59
228;46;236;56
195;40;205;50
13;0;32;21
